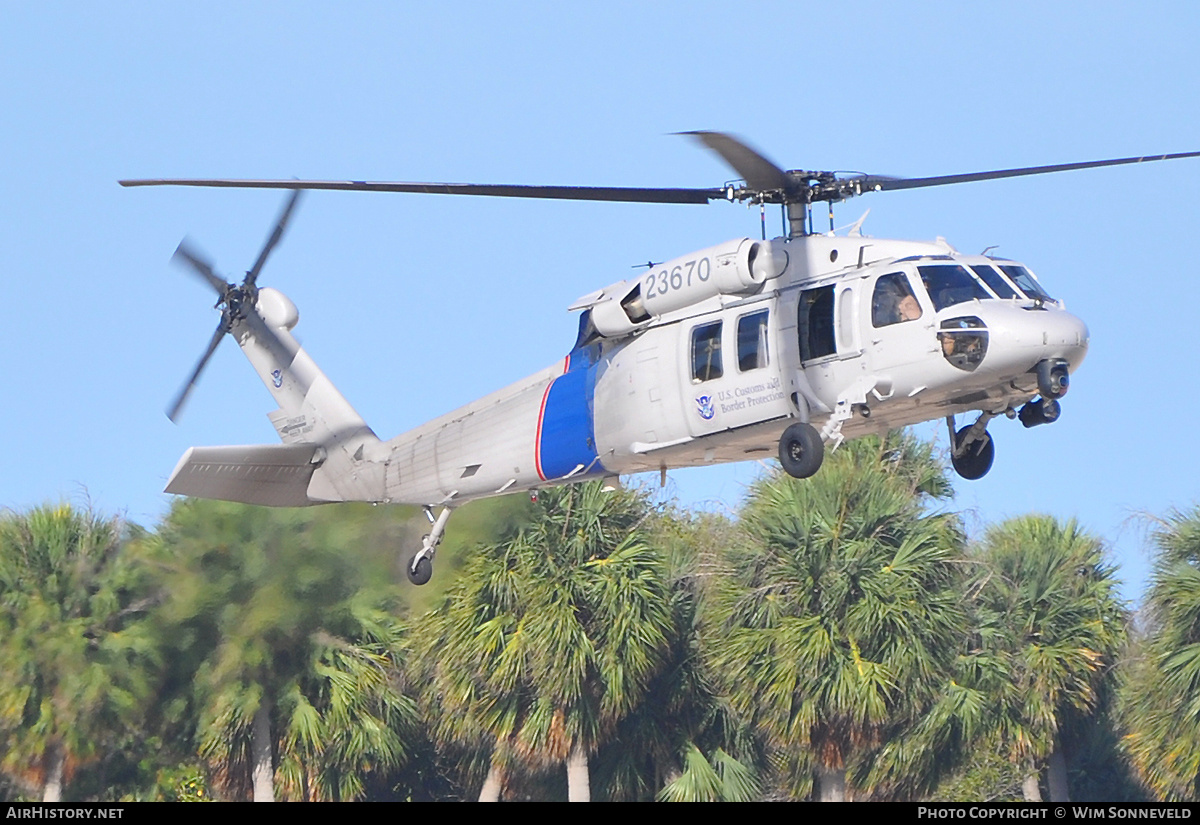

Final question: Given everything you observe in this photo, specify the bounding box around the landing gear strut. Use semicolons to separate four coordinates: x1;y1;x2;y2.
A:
948;413;995;481
407;506;452;586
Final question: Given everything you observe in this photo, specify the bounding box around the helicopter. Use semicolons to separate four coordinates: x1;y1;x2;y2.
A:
122;132;1200;584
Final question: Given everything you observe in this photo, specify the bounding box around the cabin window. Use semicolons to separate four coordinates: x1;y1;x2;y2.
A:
872;272;923;327
970;264;1018;299
917;264;991;311
736;310;770;371
798;286;836;362
691;321;723;382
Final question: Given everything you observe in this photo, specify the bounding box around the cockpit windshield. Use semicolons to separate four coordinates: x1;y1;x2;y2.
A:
917;264;991;312
998;264;1053;301
969;264;1019;299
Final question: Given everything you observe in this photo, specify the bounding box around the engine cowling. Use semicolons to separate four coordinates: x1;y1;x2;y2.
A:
584;238;788;338
643;237;787;316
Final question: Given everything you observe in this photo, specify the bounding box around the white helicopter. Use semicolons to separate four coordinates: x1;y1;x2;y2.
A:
123;133;1199;584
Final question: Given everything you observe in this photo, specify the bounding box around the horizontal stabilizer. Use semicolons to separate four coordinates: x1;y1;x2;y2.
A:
165;444;321;507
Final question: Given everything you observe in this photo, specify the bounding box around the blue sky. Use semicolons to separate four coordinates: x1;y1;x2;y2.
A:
2;2;1197;601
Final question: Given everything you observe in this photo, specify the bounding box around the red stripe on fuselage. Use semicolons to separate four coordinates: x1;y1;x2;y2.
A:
534;355;571;481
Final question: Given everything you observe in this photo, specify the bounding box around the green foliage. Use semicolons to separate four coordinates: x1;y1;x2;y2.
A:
710;432;969;800
970;515;1127;794
593;507;763;801
657;744;760;802
1121;508;1200;800
1060;685;1144;803
147;499;418;801
172;771;210;802
1;451;1188;802
420;480;678;798
0;504;155;800
146;764;210;802
929;748;1025;802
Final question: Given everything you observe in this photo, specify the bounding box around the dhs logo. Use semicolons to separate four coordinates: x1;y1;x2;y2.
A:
695;394;715;420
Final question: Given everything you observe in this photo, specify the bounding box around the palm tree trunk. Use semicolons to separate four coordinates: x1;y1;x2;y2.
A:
816;764;846;802
42;745;64;802
1047;745;1070;802
1022;763;1042;802
479;763;503;802
566;742;590;802
252;699;275;802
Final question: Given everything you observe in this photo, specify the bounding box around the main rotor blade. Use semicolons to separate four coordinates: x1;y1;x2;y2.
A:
121;178;724;205
863;151;1200;194
172;240;228;295
245;189;302;289
167;321;227;422
679;131;791;192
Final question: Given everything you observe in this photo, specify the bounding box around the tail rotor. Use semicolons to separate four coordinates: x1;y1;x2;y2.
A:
166;190;303;422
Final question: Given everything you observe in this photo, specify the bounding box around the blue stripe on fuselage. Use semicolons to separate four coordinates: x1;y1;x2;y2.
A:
538;344;606;480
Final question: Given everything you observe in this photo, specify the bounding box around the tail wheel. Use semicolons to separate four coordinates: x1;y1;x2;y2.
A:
952;426;994;480
406;555;433;586
778;422;824;479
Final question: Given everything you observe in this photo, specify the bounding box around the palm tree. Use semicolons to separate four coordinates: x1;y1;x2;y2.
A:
420;481;677;801
971;516;1126;802
149;499;417;801
711;432;968;801
596;508;764;802
0;504;153;801
1120;508;1200;801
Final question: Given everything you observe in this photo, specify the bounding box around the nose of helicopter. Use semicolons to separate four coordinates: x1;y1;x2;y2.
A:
974;304;1089;376
1036;307;1089;371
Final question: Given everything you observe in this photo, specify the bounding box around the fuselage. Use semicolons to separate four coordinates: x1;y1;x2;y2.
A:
374;233;1088;508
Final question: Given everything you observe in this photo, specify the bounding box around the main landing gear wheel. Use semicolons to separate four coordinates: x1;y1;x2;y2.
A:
406;550;433;586
778;422;824;479
405;507;452;587
951;425;994;481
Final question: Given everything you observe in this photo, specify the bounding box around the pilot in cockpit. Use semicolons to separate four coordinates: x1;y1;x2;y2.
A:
873;274;923;327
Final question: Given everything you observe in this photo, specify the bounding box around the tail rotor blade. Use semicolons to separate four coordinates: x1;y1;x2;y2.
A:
173;240;229;295
245;189;302;289
167;321;227;422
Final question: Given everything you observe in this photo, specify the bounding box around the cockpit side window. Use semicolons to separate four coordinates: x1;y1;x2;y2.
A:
691;321;723;382
736;309;770;371
872;272;923;327
999;264;1053;301
970;264;1019;299
918;264;991;311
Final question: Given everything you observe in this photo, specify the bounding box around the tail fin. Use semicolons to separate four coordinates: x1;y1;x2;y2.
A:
211;287;386;504
240;289;373;443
